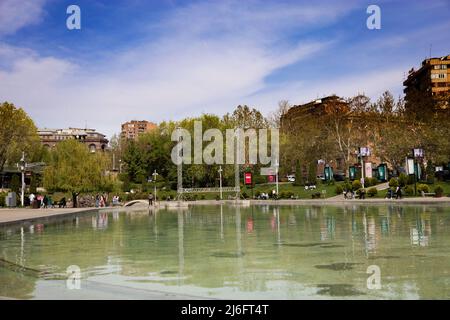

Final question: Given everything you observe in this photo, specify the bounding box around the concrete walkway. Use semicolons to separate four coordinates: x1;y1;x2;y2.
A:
0;207;98;226
327;182;390;201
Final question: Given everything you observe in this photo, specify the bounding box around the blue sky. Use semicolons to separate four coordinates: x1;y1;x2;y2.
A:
0;0;449;137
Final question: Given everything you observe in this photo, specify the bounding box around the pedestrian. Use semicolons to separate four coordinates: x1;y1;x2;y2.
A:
29;193;35;208
95;194;100;208
148;193;154;207
396;186;402;199
43;195;48;208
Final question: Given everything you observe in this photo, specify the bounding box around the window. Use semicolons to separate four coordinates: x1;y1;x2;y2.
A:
439;73;446;79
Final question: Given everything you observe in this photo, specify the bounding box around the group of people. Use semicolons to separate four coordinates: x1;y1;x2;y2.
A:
28;193;66;208
343;188;366;199
385;186;403;199
95;194;108;207
112;195;121;206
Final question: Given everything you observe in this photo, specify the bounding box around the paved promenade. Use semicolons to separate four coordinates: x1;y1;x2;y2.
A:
0;207;97;226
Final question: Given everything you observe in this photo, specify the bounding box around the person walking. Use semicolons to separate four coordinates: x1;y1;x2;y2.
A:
43;195;49;208
148;193;154;207
29;193;35;208
396;186;402;199
95;194;100;208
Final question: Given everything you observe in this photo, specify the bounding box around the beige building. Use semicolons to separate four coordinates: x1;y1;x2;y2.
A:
120;120;157;140
38;128;108;152
404;54;450;109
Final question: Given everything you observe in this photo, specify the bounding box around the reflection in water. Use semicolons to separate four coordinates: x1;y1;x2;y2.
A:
1;204;450;299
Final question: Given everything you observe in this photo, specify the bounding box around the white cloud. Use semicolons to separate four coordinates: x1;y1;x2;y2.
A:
0;1;358;137
0;0;47;36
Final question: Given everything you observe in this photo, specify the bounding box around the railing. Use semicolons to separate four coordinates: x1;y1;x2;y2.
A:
180;187;239;193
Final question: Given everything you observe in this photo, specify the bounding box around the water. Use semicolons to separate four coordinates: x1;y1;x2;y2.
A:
1;204;450;299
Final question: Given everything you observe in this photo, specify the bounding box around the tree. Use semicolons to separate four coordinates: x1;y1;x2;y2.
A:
268;100;291;128
0;102;40;173
10;174;20;194
293;160;303;186
43;140;113;207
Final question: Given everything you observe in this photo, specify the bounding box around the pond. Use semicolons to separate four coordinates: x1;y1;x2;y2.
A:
1;204;450;299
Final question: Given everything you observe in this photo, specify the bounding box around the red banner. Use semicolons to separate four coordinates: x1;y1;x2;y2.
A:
244;172;252;185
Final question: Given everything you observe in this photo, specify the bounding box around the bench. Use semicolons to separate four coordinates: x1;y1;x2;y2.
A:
421;191;436;197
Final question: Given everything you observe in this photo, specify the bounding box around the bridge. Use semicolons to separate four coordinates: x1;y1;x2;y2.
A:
123;200;149;207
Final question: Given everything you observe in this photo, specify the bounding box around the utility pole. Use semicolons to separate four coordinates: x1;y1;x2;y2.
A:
152;170;159;203
19;152;25;207
275;159;279;196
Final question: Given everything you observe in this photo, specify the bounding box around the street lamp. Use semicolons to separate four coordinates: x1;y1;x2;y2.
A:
358;147;370;188
412;148;424;196
18;151;26;207
152;170;159;203
275;159;279;196
218;166;223;200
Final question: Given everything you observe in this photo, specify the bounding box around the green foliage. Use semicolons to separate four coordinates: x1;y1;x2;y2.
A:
0;192;6;207
293;160;303;186
0;102;40;172
311;192;321;199
389;177;398;188
43;140;114;206
398;173;408;187
404;185;414;196
352;179;362;191
308;162;316;184
279;191;294;199
367;187;378;197
417;184;430;193
434;185;444;197
10;174;20;194
335;185;343;195
29;175;38;194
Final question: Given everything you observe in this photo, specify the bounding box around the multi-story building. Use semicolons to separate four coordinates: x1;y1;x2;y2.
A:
403;54;450;110
120;120;157;140
38;128;109;152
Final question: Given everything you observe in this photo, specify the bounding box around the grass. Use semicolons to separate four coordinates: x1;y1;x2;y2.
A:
368;181;450;198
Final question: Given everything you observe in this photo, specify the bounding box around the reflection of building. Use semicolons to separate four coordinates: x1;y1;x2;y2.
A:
120;120;157;140
38;128;108;152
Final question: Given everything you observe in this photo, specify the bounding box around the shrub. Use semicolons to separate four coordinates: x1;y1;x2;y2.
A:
344;181;352;191
388;177;398;188
10;174;20;194
365;177;378;187
417;184;430;194
404;185;414;196
352;180;362;191
0;192;6;207
335;185;343;195
200;194;206;200
434;186;444;197
367;187;378;197
398;173;408;187
311;192;321;199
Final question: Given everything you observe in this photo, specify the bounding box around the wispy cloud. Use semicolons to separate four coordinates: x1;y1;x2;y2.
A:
0;0;48;36
0;1;352;135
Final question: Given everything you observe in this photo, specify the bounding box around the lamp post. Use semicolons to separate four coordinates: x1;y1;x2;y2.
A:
275;159;279;196
19;152;26;207
218;165;223;200
412;148;424;196
152;170;159;203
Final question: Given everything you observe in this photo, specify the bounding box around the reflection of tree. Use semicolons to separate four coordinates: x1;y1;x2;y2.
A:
1;205;450;298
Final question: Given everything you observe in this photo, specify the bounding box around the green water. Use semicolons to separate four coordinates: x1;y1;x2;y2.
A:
1;204;450;299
